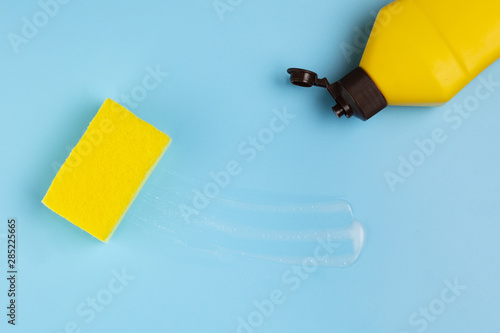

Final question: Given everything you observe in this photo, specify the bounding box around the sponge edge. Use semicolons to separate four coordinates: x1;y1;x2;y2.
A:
42;99;171;242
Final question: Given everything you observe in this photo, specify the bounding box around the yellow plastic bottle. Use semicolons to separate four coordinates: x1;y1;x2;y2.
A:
287;0;500;120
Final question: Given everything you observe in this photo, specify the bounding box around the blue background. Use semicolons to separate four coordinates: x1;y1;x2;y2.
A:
1;0;500;332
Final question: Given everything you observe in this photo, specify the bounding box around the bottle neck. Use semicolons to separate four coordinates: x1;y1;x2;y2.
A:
327;67;388;121
287;67;388;121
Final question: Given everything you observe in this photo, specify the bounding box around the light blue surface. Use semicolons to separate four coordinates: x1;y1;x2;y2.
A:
1;0;500;332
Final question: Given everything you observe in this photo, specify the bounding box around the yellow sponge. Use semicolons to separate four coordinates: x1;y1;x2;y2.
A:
42;99;171;242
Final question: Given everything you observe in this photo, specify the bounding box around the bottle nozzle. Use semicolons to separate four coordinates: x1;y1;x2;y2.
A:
286;67;388;121
332;104;347;118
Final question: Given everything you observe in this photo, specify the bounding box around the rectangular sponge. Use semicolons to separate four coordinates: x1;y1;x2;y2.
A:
42;99;171;242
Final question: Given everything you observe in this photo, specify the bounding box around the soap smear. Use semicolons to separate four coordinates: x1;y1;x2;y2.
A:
191;199;365;267
131;170;365;267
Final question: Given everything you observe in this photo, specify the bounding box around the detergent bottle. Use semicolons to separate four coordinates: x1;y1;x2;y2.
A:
287;0;500;120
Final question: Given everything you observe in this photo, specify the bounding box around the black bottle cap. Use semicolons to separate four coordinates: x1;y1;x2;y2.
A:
287;67;388;121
